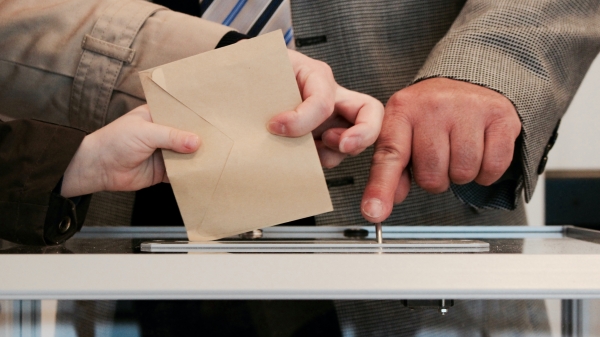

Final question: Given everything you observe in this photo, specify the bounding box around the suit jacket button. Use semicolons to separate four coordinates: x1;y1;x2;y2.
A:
537;156;548;175
58;216;72;234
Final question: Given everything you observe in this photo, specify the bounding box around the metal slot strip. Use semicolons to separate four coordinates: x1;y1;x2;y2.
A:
141;239;490;253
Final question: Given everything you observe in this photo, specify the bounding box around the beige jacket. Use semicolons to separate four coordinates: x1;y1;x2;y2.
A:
0;0;231;132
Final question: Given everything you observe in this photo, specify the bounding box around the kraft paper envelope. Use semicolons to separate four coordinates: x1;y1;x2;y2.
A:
139;31;333;241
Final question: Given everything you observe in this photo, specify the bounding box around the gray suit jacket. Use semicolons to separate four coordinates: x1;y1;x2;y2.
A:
289;2;598;334
290;0;600;228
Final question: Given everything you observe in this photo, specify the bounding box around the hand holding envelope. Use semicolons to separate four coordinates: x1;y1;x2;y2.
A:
270;49;385;169
140;31;383;240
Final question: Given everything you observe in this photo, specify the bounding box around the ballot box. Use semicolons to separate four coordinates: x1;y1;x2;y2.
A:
2;225;600;336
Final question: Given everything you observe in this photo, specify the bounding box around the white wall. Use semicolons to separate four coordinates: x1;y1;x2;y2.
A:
522;56;600;336
525;54;600;226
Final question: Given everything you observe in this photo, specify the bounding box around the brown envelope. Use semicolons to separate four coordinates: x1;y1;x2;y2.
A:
139;31;332;241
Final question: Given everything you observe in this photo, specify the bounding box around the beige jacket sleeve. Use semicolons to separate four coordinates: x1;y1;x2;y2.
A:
0;0;232;132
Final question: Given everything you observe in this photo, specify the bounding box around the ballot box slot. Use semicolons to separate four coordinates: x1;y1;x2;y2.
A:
140;239;490;253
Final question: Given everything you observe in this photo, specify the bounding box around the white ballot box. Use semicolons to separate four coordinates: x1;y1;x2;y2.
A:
2;225;600;336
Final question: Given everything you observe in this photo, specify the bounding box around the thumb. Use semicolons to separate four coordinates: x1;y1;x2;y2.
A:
145;123;201;153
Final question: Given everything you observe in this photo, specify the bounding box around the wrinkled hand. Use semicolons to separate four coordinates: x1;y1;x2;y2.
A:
361;78;522;222
267;50;384;168
61;105;200;198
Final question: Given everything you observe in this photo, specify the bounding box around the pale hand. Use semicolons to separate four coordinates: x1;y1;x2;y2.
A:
268;50;384;168
61;105;201;198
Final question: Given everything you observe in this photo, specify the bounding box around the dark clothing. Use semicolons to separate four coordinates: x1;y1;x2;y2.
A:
0;118;91;245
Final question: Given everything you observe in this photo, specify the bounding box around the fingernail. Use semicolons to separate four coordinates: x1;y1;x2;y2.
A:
267;122;286;135
362;198;383;218
185;135;199;149
339;136;360;153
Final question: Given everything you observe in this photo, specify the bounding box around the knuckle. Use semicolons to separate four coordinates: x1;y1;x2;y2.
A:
387;87;445;122
487;98;509;115
315;60;333;76
414;172;448;193
424;91;445;109
494;140;514;159
168;128;180;146
386;91;411;111
318;99;335;119
373;142;405;165
413;150;448;192
317;143;345;169
487;100;520;127
450;166;477;184
449;144;479;183
322;154;344;169
487;119;521;143
482;158;509;179
282;115;305;136
476;177;495;187
130;105;152;122
417;148;443;172
382;109;412;135
308;59;335;85
322;161;337;169
508;117;523;136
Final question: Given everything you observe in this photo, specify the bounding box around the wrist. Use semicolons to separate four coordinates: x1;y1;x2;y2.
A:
61;134;104;198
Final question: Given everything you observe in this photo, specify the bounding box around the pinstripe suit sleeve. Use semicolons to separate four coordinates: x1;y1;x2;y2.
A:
414;0;600;209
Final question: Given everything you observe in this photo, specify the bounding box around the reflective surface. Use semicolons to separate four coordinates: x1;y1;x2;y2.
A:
4;299;600;337
1;226;600;255
2;226;600;301
2;227;600;336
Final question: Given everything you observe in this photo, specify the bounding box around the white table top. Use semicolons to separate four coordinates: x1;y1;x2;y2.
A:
1;226;600;300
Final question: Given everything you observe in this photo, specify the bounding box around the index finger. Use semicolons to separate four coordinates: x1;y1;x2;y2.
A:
333;87;384;154
361;111;412;223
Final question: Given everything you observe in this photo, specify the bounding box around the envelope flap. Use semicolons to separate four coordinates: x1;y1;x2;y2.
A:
139;72;234;228
143;31;301;140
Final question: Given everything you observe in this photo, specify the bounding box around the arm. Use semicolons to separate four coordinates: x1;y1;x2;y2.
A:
0;0;383;168
0;0;232;131
362;0;600;222
0;117;88;245
0;105;200;245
